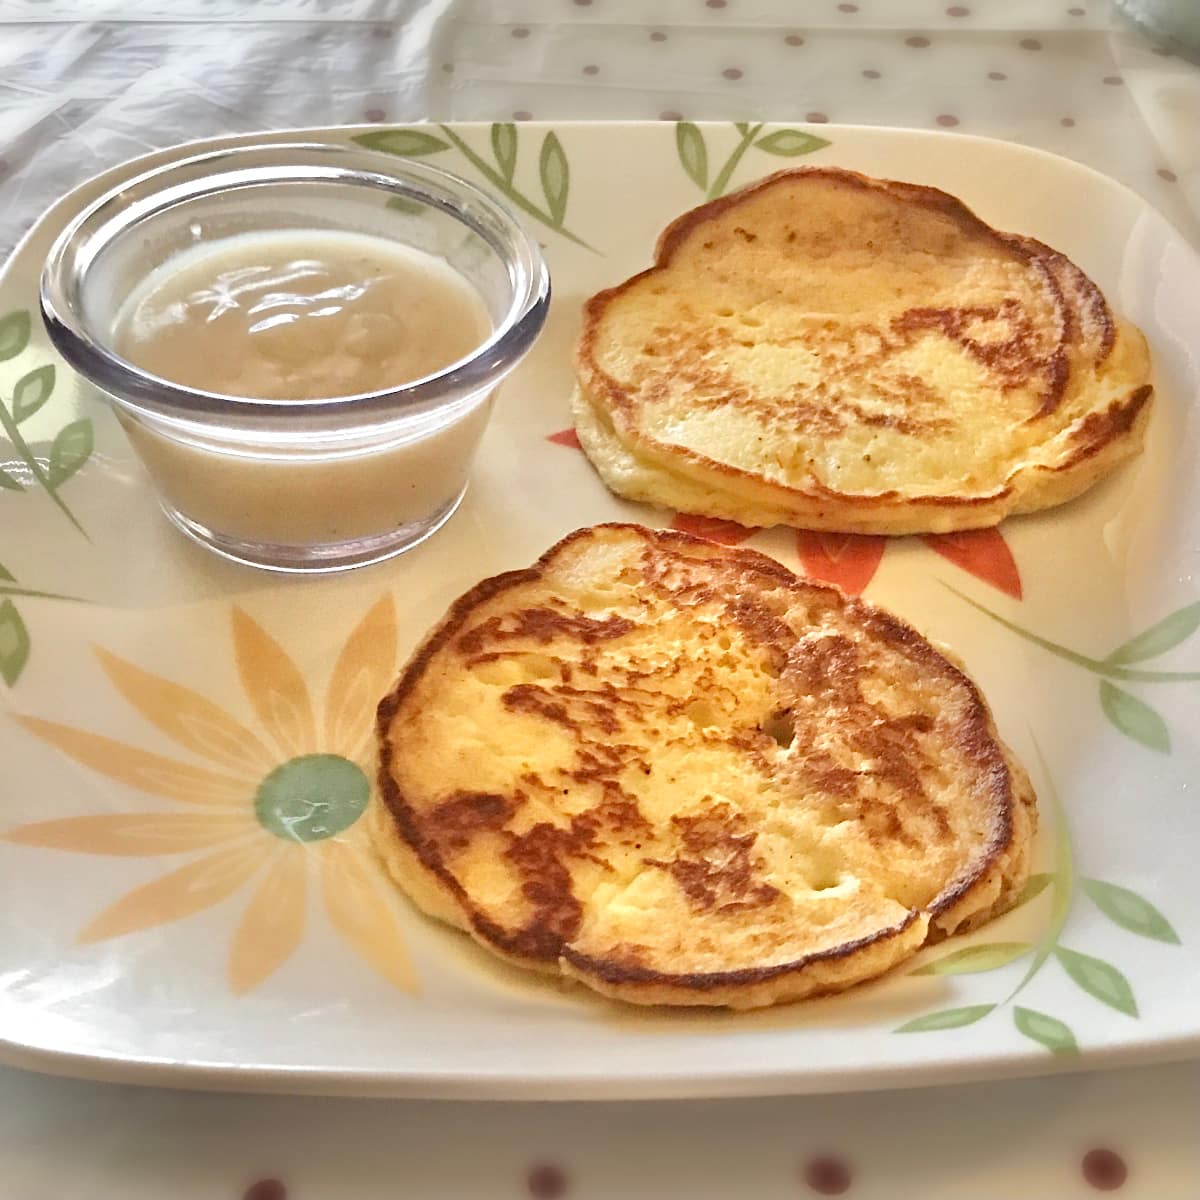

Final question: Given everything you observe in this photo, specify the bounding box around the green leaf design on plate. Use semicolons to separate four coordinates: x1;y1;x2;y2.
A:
1082;879;1180;944
434;126;597;252
675;122;709;190
1013;1006;1078;1054
912;942;1031;976
1107;601;1200;665
0;561;14;582
1099;680;1169;753
0;598;30;685
948;586;1200;684
1054;947;1137;1016
491;122;518;183
895;1004;995;1032
538;132;569;226
754;129;831;156
0;310;31;361
385;195;425;216
0;464;24;491
1014;872;1053;907
353;129;451;157
11;364;55;423
47;418;93;488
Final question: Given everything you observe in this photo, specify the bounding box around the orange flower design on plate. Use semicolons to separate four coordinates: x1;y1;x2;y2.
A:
3;597;416;995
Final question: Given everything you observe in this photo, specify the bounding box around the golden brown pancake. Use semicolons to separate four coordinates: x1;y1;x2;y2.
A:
373;524;1036;1008
574;167;1152;535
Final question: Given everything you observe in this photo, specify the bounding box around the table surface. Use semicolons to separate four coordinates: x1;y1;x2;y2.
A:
1;2;1198;1197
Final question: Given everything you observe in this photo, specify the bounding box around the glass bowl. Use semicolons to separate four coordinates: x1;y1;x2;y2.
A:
40;141;550;572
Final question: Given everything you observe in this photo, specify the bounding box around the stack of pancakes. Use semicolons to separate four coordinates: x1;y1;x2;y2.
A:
375;524;1036;1008
573;168;1151;535
372;167;1153;1008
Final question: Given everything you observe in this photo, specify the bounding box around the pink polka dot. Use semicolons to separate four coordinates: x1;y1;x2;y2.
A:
582;64;599;74
650;30;667;40
243;1182;286;1200
1068;5;1085;12
442;62;454;73
364;108;385;122
574;0;592;5
936;114;959;127
807;111;829;123
947;4;970;13
1158;168;1178;182
1020;37;1042;50
660;110;683;121
837;3;859;10
803;1156;852;1195
513;110;533;120
988;70;1007;80
706;0;727;8
862;68;881;78
723;67;743;79
1082;1148;1127;1192
371;25;391;38
512;26;530;37
785;33;805;45
1103;75;1123;85
527;1164;568;1199
1061;116;1075;126
906;35;931;47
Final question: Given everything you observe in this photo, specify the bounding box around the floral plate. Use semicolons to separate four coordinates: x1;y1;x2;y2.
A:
0;122;1197;1099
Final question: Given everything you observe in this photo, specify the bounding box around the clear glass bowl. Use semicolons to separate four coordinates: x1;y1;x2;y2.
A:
40;141;550;572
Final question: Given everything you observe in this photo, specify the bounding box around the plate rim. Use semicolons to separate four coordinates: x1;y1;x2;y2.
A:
2;119;1198;1099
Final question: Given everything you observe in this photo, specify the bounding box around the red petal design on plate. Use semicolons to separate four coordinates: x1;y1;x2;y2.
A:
671;514;757;545
923;528;1022;599
546;428;582;450
795;531;886;596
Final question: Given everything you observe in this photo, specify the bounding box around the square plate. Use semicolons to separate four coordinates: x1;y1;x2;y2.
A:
1;122;1197;1099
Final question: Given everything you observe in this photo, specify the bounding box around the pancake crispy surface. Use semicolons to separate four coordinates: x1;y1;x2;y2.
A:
575;167;1152;535
374;524;1036;1008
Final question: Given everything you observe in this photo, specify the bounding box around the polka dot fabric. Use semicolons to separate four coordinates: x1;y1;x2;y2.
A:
0;1055;1192;1197
423;0;1197;242
0;0;1193;256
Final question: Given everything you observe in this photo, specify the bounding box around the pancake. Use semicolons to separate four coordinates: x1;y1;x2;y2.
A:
373;524;1037;1008
574;167;1152;535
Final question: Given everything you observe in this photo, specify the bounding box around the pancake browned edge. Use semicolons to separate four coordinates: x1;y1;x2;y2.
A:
574;166;1153;536
373;524;1037;1009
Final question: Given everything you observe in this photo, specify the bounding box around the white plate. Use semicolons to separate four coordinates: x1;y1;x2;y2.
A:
1;122;1197;1099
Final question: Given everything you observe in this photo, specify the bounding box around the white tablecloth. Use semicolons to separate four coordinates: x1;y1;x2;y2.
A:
2;0;1198;262
1;2;1198;1197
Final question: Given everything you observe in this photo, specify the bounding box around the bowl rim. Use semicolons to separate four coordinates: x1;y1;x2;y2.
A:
39;140;550;424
